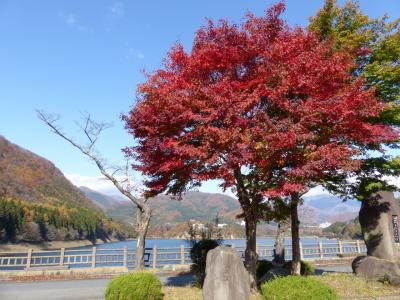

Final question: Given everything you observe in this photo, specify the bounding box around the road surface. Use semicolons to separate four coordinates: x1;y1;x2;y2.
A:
0;273;194;300
0;279;109;300
0;266;351;300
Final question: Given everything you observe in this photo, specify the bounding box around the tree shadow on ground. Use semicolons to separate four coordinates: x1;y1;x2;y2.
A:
161;272;195;286
314;266;353;275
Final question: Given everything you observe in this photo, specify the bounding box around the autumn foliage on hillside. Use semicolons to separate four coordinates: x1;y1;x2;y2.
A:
0;135;132;243
0;197;130;243
0;135;96;208
106;191;240;225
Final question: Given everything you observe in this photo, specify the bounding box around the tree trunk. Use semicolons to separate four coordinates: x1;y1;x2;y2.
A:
135;208;151;269
273;219;289;266
233;170;258;289
290;193;301;275
244;213;258;289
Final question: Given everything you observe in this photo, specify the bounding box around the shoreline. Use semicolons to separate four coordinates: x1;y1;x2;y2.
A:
0;239;117;252
0;236;342;252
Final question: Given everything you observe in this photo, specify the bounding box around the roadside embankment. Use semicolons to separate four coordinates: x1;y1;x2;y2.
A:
0;266;129;282
0;239;130;252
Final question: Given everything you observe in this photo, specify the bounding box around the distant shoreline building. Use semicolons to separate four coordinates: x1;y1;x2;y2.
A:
318;222;332;229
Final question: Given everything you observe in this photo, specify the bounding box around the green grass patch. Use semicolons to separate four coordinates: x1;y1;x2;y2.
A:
261;276;337;300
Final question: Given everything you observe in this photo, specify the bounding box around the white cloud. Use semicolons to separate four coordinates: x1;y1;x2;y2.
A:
127;48;145;60
303;186;330;198
60;13;88;32
198;179;237;198
66;174;119;195
383;175;400;188
110;2;124;18
135;51;145;60
65;173;144;197
66;174;237;199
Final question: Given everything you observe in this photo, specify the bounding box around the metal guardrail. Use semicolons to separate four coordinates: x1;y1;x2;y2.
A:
0;241;366;270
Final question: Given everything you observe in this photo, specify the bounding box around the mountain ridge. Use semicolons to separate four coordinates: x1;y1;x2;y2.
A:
80;187;358;226
0;135;97;210
80;188;242;225
0;135;131;243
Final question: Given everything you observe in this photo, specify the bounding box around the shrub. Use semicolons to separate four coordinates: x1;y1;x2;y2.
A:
283;260;315;275
256;260;274;280
190;239;220;287
105;271;163;300
257;260;315;280
261;276;338;300
300;260;315;275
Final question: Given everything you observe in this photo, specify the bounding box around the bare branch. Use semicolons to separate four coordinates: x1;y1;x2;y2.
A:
82;112;94;144
123;159;133;193
37;110;147;211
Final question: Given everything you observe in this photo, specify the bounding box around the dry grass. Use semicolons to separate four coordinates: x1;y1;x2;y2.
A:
162;286;263;300
314;273;400;299
163;273;400;300
250;292;264;300
162;286;203;300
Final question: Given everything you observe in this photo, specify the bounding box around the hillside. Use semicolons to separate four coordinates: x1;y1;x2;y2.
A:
0;135;96;209
323;217;362;239
79;188;242;226
79;186;362;239
303;194;359;223
78;186;124;210
81;186;359;227
0;135;131;244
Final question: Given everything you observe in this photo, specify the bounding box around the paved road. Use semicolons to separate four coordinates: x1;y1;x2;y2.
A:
0;279;109;300
0;273;194;300
0;267;353;300
0;266;351;300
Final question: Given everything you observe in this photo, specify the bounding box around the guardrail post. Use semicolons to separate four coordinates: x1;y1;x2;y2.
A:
91;246;96;268
123;246;128;268
319;242;324;259
152;245;157;269
180;245;185;264
338;241;343;255
60;248;65;266
356;240;361;253
299;242;304;260
26;248;32;268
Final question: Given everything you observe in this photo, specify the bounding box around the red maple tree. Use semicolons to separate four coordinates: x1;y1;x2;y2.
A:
123;2;396;280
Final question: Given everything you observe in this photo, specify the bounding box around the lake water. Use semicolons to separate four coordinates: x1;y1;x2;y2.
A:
80;237;336;250
1;237;363;270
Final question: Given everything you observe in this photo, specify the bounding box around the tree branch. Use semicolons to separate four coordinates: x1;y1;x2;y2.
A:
37;110;147;212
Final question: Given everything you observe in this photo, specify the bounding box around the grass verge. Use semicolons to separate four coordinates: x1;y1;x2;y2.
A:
314;273;400;299
162;273;400;299
162;286;263;300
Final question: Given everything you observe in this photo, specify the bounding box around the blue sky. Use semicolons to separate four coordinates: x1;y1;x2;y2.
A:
1;0;399;195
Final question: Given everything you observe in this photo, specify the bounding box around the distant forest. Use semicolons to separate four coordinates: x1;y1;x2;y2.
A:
0;197;133;244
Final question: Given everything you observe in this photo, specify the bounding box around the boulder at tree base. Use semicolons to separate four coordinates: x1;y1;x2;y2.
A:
203;246;250;300
353;191;400;280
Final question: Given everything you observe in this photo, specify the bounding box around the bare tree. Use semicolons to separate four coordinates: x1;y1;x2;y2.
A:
37;110;151;269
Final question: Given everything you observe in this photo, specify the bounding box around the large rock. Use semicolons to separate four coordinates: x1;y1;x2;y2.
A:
359;191;400;261
353;191;400;282
203;246;250;300
352;255;400;280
